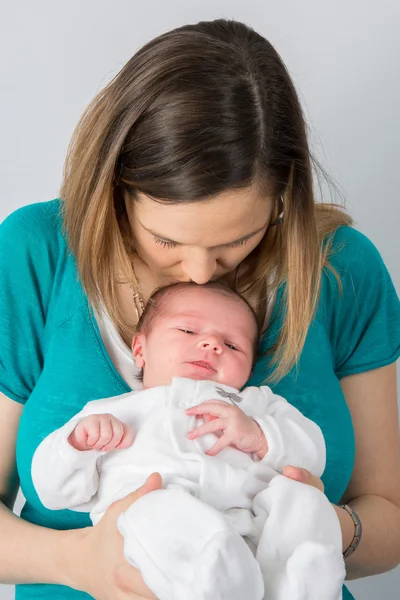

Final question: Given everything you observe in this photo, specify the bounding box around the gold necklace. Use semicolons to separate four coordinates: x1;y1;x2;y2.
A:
131;260;145;321
132;286;145;321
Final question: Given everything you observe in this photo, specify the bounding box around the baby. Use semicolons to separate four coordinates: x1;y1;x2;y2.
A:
32;282;345;600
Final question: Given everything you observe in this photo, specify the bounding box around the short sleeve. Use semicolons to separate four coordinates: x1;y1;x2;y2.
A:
0;203;59;403
327;227;400;379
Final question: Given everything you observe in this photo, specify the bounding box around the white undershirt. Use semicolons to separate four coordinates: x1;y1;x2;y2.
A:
94;307;144;391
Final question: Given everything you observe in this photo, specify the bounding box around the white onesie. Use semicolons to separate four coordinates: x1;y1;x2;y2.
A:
32;377;345;600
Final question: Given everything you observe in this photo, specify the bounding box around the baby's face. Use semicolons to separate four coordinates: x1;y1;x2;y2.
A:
133;287;257;390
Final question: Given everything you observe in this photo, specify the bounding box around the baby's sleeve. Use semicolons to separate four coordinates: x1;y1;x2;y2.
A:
31;414;102;512
0;204;58;402
31;397;118;512
31;393;136;511
241;385;326;477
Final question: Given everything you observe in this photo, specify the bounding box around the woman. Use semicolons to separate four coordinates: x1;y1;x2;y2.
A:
0;18;399;600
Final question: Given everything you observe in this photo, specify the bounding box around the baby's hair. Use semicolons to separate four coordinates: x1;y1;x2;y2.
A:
133;281;260;381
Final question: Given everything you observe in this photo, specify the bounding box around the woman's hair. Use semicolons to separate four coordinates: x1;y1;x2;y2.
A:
61;18;352;382
136;281;260;364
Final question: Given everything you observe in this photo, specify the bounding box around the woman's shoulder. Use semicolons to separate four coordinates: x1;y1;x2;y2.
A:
0;200;71;403
320;223;397;309
326;224;385;274
0;198;64;247
318;225;400;378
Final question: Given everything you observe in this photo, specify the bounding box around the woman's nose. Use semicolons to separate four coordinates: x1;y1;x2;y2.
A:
196;336;223;354
181;253;217;284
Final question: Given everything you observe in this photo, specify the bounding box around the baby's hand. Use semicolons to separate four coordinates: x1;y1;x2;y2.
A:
185;400;268;459
68;414;134;452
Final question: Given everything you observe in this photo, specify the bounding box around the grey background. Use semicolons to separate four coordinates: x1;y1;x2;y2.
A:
0;0;399;598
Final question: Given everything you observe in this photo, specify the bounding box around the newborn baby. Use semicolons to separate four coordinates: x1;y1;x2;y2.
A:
32;282;345;600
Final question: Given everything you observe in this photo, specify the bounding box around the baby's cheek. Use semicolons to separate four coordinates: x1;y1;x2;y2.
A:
231;358;251;386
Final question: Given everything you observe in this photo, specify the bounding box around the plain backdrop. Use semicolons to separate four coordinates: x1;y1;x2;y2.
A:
0;1;399;598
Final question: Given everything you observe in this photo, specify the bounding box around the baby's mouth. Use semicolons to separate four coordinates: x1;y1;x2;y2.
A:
189;361;217;372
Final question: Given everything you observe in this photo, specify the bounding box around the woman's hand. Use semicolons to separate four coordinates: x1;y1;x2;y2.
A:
282;466;355;552
282;465;324;492
69;473;162;600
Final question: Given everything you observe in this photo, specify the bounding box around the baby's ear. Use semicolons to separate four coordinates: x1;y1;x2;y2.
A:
132;333;146;368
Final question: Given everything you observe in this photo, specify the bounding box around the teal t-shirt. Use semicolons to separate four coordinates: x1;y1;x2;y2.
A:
1;200;399;600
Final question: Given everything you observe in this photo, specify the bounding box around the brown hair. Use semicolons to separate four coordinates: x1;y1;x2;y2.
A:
136;281;260;364
61;18;352;382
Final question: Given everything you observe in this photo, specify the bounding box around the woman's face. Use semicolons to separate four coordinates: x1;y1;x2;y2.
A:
124;186;274;284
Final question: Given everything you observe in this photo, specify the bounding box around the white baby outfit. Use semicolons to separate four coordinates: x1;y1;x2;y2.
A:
32;377;345;600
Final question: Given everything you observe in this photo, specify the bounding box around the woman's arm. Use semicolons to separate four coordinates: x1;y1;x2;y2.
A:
0;391;159;598
337;362;400;579
0;500;79;586
283;363;400;580
0;392;76;586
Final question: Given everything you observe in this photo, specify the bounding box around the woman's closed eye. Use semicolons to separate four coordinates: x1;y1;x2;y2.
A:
153;235;251;250
153;236;177;249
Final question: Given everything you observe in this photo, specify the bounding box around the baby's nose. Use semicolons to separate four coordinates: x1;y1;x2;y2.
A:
197;336;222;354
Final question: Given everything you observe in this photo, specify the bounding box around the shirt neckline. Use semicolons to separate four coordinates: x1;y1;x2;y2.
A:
85;299;132;393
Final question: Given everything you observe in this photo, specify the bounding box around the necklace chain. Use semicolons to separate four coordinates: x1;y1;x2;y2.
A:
132;288;145;321
131;260;145;321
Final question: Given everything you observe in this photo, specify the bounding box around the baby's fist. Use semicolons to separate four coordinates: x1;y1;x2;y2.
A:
68;414;134;452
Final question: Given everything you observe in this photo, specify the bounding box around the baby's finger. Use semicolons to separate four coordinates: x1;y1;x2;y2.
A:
203;414;218;422
205;435;230;456
93;416;114;450
185;401;229;418
115;424;135;449
85;420;101;447
101;418;125;451
187;418;224;440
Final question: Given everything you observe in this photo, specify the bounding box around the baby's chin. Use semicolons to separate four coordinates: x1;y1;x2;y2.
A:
143;363;248;389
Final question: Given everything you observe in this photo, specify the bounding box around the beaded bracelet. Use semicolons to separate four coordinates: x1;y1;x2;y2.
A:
340;503;362;559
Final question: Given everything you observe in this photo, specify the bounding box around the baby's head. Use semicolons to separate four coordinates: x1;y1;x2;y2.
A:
132;282;259;390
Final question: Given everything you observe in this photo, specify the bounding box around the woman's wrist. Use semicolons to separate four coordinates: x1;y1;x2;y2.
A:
0;502;88;588
53;526;89;590
333;504;356;553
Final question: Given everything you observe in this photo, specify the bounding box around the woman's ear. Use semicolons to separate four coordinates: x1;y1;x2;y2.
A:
132;333;146;368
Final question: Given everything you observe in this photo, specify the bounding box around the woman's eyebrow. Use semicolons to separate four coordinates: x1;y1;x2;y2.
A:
139;220;269;248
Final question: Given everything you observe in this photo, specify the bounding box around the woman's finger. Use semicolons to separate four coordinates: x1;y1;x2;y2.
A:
282;466;324;492
109;473;163;515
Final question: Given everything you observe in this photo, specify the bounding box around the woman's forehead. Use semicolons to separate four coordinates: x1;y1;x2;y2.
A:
131;187;273;245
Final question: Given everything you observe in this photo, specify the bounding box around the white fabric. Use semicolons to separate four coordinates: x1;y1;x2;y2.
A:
94;306;143;391
32;377;345;600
